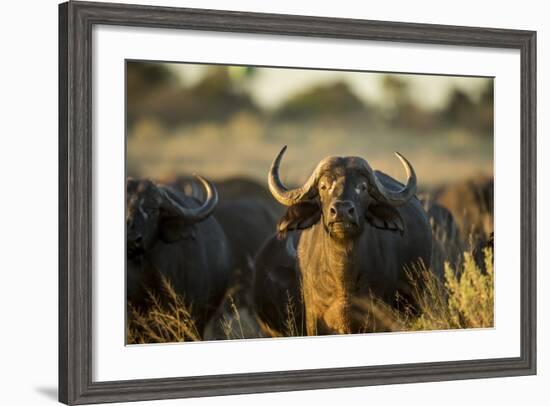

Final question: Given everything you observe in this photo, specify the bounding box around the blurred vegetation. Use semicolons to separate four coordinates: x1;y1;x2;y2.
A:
126;62;493;189
444;80;493;133
380;75;422;127
128;64;258;129
127;62;493;135
273;81;366;121
127;62;178;128
127;62;178;102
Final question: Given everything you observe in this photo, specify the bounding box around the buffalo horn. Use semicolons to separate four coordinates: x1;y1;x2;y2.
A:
268;146;320;206
160;175;218;222
364;152;417;207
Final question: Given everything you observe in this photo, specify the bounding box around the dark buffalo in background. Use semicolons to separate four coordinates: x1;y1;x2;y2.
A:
433;176;493;244
172;175;285;217
215;177;285;218
430;176;494;271
126;176;232;336
472;231;494;273
170;176;280;339
214;198;278;273
170;175;278;281
203;198;278;340
171;175;279;279
253;146;433;336
253;231;303;337
419;195;463;276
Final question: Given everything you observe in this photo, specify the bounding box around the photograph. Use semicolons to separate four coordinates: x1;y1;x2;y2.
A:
55;2;538;404
125;61;495;344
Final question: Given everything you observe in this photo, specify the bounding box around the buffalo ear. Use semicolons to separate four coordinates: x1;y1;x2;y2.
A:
158;216;196;243
277;201;321;239
366;202;405;235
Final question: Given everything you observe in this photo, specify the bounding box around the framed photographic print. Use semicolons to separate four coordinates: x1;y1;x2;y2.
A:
59;1;536;404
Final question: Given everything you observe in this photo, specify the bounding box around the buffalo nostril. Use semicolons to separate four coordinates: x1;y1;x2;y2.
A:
348;206;355;216
135;235;143;244
329;206;337;217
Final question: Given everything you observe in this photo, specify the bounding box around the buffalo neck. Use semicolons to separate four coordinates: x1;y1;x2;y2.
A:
297;222;365;334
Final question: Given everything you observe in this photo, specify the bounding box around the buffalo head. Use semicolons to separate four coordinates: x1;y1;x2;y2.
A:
126;176;218;259
268;146;417;241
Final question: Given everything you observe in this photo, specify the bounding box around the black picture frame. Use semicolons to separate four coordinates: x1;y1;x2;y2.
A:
59;1;537;404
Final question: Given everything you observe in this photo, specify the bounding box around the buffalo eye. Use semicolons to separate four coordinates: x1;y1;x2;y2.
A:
355;182;368;194
141;205;159;217
319;181;328;191
319;178;333;192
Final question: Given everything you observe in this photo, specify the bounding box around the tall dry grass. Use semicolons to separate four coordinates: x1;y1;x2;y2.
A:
127;187;494;343
127;276;200;344
275;248;494;336
127;279;263;343
127;247;493;343
397;248;494;331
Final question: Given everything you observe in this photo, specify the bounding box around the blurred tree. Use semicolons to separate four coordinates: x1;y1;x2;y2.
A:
380;75;434;129
228;66;257;86
192;66;232;98
127;62;178;106
381;75;410;111
189;66;259;121
127;62;179;129
441;81;493;135
129;65;260;129
479;79;494;105
443;88;475;124
274;81;365;121
477;80;494;133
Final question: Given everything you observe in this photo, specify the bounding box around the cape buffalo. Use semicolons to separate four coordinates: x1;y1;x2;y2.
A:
205;198;278;340
214;198;278;272
253;146;433;336
170;176;279;273
172;175;285;217
433;176;493;242
164;176;280;339
420;195;463;276
126;176;232;336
